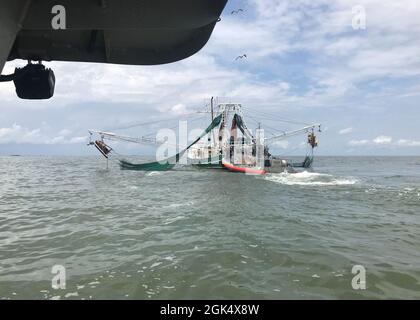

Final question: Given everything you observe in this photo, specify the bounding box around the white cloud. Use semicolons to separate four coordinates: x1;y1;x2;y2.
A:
349;139;370;146
349;135;420;147
0;124;44;144
69;136;87;144
273;140;289;149
0;124;87;145
373;135;392;145
396;139;420;147
168;104;189;116
338;127;353;135
58;129;72;136
0;124;19;139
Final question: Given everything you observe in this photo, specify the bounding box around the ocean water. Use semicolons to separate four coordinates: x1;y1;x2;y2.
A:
0;156;419;299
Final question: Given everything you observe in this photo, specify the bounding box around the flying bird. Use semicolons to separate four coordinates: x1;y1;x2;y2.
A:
231;9;244;15
235;54;247;61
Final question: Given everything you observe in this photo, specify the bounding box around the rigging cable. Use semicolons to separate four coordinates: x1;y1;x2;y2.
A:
241;106;313;126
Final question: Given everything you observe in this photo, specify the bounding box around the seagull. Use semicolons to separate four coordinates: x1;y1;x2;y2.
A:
231;9;244;15
235;54;247;61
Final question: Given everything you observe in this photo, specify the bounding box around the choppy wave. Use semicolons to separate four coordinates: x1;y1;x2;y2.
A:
265;171;358;186
1;156;420;300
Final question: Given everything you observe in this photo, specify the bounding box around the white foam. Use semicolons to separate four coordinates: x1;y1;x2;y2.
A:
150;262;163;269
163;215;186;225
265;171;358;186
65;292;78;298
163;256;176;261
146;171;162;176
163;201;194;209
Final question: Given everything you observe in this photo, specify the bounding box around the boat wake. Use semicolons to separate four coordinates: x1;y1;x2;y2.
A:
265;171;358;186
146;171;162;177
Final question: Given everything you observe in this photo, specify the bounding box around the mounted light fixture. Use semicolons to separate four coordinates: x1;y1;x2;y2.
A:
0;61;55;99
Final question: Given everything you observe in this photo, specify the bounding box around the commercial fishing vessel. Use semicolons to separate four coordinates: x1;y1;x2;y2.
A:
89;99;321;175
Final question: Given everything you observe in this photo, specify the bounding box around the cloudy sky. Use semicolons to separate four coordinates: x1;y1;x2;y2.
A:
1;0;420;156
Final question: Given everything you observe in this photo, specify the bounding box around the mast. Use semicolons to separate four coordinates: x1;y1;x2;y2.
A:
210;96;214;121
210;97;219;163
208;97;214;163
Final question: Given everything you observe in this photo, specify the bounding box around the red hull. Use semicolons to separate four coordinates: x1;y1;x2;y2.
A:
222;160;266;175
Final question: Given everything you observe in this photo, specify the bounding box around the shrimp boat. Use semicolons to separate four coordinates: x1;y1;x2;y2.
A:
89;99;321;174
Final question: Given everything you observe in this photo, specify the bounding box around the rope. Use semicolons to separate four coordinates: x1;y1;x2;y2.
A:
141;113;208;138
242;106;313;126
103;111;205;132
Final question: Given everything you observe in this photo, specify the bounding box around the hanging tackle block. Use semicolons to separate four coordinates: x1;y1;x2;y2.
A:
94;140;112;158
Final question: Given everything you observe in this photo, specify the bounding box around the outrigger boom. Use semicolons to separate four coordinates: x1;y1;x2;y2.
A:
265;124;321;144
88;130;157;146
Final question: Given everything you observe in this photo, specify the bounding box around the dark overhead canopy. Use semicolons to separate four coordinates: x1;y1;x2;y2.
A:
4;0;228;66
